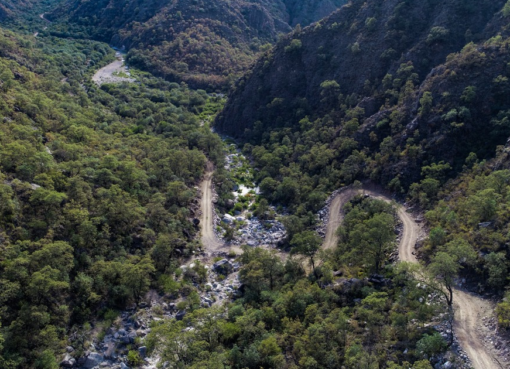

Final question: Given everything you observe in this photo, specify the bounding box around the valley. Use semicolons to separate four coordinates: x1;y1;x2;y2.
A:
1;0;510;368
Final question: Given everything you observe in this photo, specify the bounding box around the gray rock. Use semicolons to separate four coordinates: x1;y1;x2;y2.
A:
138;346;147;358
443;362;452;369
120;335;131;344
120;363;129;369
60;354;76;368
66;346;75;353
103;342;116;359
176;311;186;321
213;259;233;275
82;352;104;368
128;331;137;343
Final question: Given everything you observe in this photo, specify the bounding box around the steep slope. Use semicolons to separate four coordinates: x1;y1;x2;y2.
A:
215;0;510;191
217;0;505;134
0;27;226;367
282;0;346;26
47;0;347;89
0;0;42;20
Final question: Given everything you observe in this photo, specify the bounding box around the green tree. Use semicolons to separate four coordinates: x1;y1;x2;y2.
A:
290;231;322;278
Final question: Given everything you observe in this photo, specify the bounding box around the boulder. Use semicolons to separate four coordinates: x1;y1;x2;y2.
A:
60;354;76;368
82;352;104;368
213;259;233;275
128;331;137;343
176;311;186;321
222;214;235;224
120;335;130;344
138;346;147;358
103;341;116;359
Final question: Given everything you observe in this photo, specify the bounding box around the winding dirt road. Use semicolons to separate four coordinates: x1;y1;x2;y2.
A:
323;185;503;369
198;162;503;367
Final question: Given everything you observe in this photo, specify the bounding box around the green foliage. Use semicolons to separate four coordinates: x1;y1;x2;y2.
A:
426;27;450;44
285;39;303;53
146;259;438;368
503;1;510;17
416;332;447;356
497;292;510;328
0;28;226;366
127;350;142;366
337;196;396;274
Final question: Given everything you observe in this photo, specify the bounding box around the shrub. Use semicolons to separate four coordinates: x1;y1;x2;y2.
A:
426;27;449;44
416;332;447;356
284;39;302;53
127;350;141;366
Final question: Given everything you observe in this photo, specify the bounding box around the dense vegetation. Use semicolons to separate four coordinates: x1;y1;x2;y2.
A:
47;0;346;89
216;0;510;293
145;197;443;369
2;0;510;367
0;28;226;367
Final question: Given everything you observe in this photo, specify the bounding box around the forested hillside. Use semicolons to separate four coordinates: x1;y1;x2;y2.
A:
2;0;510;368
47;0;347;89
0;28;225;367
214;0;510;333
216;0;509;208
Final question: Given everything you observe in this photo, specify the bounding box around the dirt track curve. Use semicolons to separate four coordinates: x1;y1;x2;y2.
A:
199;164;502;368
323;186;503;369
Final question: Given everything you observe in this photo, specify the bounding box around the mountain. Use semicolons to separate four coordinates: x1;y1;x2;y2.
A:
216;0;510;190
0;0;38;20
47;0;347;89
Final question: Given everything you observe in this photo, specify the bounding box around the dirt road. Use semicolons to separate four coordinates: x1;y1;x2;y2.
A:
324;185;502;369
322;186;416;264
200;163;225;252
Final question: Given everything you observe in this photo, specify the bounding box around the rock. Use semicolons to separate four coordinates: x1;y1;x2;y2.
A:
120;335;131;344
60;354;76;368
66;346;75;353
222;214;235;223
120;363;129;369
103;342;116;359
128;331;138;343
82;352;104;369
443;362;452;369
138;346;147;358
176;310;186;321
213;259;233;275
